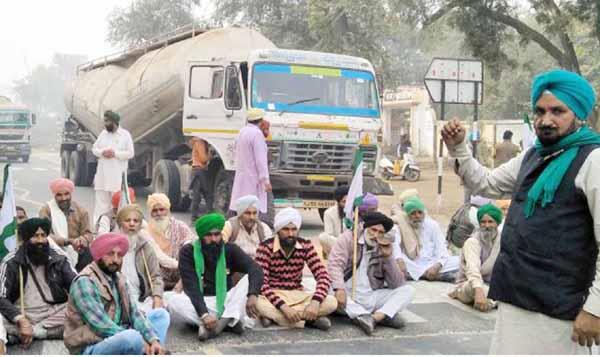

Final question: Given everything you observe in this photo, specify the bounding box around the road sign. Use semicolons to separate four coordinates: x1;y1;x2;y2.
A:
424;58;483;104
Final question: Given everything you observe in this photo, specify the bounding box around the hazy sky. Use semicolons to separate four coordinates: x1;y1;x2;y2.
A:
0;0;130;94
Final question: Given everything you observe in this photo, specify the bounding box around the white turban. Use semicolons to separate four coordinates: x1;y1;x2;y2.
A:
274;207;302;233
236;195;260;216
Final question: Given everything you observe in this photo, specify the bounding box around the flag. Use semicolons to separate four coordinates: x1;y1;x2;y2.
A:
343;149;364;229
118;172;131;209
0;165;17;259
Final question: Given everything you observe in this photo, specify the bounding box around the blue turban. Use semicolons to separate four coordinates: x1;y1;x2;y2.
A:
531;69;596;120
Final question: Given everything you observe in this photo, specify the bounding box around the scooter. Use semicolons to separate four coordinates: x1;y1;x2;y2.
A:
379;150;420;182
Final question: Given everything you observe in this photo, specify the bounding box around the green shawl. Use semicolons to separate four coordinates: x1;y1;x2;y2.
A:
193;239;227;318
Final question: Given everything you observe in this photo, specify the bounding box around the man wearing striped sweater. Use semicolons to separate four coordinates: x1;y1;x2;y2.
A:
255;208;337;330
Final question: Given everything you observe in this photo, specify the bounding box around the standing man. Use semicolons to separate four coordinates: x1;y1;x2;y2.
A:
189;136;213;223
39;178;93;271
442;69;600;353
64;233;165;355
92;110;134;224
494;130;521;167
229;109;271;217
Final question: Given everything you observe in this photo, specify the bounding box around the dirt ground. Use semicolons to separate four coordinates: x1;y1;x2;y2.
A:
377;161;467;228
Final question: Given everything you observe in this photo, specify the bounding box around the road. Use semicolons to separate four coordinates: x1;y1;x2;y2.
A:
5;150;495;355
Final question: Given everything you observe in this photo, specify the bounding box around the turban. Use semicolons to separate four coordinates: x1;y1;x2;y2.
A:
247;108;265;122
362;211;394;233
477;203;504;225
147;193;171;211
334;186;350;202
116;204;144;225
358;193;378;213
274;207;302;233
49;178;74;195
403;197;425;215
398;189;419;205
112;188;136;209
104;110;121;123
531;69;596;120
235;195;260;216
195;213;226;239
18;218;51;241
470;195;493;207
90;233;129;262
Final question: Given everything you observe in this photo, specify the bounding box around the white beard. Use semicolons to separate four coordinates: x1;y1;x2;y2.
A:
149;217;170;234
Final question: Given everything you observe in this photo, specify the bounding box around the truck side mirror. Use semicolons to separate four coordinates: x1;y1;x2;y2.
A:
375;73;384;98
225;65;242;111
31;113;37;125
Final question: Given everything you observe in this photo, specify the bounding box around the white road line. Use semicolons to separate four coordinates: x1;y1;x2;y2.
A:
32;167;49;171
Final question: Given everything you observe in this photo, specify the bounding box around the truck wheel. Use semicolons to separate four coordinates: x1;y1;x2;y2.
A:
212;165;234;215
153;159;182;210
61;151;71;178
21;155;30;163
84;162;96;186
69;151;87;186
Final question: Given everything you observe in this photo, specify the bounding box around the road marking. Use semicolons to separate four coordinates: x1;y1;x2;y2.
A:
32;167;49;171
399;309;428;323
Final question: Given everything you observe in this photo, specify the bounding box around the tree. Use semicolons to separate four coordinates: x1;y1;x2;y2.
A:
107;0;200;47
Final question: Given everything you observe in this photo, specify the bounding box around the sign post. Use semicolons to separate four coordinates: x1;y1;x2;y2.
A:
424;58;483;212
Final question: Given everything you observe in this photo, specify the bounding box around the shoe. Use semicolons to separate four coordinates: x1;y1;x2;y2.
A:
306;317;331;331
45;325;64;339
353;314;375;336
379;313;406;329
213;318;232;336
228;321;244;335
198;323;209;341
260;317;273;328
6;334;19;346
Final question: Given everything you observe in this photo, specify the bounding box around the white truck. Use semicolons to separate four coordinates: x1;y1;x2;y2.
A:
63;26;391;220
0;97;36;162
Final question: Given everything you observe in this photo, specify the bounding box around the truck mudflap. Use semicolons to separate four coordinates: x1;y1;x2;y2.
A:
270;172;393;209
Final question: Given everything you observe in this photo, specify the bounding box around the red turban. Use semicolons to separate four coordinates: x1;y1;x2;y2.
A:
111;188;136;209
49;178;75;195
90;233;129;262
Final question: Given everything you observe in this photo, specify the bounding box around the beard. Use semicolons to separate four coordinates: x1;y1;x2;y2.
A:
410;219;423;230
535;121;578;146
57;199;71;211
364;230;378;248
105;124;116;133
480;227;497;242
149;217;170;234
279;236;296;250
201;240;222;256
337;205;345;219
98;259;121;274
26;242;50;266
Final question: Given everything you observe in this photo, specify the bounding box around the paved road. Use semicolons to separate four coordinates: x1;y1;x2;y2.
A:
4;150;496;354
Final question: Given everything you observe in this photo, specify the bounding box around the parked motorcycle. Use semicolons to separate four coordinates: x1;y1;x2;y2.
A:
379;150;420;182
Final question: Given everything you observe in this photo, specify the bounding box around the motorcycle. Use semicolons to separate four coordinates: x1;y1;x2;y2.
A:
379;150;420;182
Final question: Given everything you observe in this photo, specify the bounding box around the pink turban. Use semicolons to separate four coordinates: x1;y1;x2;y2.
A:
90;233;129;262
49;178;75;195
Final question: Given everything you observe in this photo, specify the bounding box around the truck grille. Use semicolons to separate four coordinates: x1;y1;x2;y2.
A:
0;134;24;141
281;142;355;173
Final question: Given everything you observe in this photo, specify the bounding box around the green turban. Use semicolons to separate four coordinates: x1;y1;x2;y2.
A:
477;203;503;224
531;70;596;120
195;213;225;238
104;110;121;123
403;197;425;215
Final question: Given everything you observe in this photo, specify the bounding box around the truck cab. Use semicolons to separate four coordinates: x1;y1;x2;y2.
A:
183;49;392;220
0;103;35;163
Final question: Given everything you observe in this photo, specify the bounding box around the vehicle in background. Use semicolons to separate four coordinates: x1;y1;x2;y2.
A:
0;97;36;163
379;149;420;182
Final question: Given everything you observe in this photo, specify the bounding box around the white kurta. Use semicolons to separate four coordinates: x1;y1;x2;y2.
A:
399;217;459;280
448;136;600;353
92;127;134;192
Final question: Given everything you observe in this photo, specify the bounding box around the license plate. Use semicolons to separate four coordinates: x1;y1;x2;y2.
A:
274;199;335;209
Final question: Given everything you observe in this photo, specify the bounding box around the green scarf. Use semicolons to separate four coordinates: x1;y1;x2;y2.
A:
192;239;227;318
525;126;600;217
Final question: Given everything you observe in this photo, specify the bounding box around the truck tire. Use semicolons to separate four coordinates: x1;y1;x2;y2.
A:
69;151;87;186
84;162;97;187
212;165;234;215
153;159;182;210
21;155;29;163
61;151;71;178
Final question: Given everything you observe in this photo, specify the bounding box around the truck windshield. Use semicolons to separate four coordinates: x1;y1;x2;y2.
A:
0;111;29;126
251;63;380;118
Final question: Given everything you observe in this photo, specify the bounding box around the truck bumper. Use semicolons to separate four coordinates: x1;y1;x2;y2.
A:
270;172;393;209
0;143;31;156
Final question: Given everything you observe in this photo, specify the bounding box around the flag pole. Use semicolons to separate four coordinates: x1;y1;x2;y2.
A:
351;206;359;300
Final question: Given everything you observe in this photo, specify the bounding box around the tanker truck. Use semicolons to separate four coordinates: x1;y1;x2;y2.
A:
62;26;392;219
0;97;35;162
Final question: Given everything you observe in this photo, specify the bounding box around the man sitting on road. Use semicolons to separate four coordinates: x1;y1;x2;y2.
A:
64;233;166;355
95;188;136;235
318;186;349;257
146;193;194;291
449;203;503;312
328;212;415;335
39;178;93;271
397;197;459;281
116;205;170;344
0;218;76;349
255;208;337;330
166;213;264;340
222;195;272;260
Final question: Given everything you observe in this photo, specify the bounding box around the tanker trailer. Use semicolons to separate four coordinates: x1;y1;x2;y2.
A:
64;26;392;218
